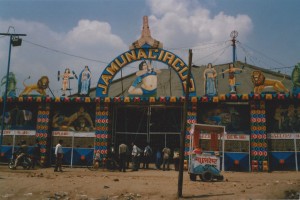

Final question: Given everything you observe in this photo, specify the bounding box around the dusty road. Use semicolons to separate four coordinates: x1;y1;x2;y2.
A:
0;165;299;200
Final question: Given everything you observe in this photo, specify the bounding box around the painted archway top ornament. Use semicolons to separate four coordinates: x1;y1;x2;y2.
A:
96;16;196;97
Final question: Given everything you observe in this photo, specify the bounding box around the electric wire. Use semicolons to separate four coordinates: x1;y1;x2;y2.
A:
23;39;110;65
192;43;231;64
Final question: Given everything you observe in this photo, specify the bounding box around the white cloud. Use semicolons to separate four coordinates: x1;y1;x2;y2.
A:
146;0;253;65
0;18;127;97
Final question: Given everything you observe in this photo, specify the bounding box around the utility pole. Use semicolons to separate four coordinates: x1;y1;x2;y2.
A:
230;30;238;63
0;30;27;152
178;49;192;198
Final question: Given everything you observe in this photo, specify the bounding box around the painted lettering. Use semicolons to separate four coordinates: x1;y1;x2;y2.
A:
106;62;120;75
148;49;159;60
115;55;128;68
98;83;108;94
162;52;175;65
137;49;148;59
178;67;188;80
125;50;137;62
157;49;165;60
171;58;185;71
96;48;196;97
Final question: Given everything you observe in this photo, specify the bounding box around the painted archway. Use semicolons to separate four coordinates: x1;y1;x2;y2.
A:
96;48;196;97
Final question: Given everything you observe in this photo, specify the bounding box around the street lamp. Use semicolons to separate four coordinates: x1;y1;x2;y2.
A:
0;29;26;152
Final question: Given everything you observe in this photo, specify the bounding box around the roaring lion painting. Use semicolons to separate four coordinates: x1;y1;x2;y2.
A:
19;76;49;96
251;70;289;94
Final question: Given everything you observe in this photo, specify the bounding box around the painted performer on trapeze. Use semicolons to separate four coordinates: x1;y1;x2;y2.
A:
58;68;77;96
220;63;243;93
128;60;161;97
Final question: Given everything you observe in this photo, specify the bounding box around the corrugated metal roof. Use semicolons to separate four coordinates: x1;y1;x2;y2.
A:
88;61;293;97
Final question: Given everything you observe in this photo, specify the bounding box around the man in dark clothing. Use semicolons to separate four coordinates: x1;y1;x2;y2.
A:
32;139;41;169
143;142;152;169
118;143;128;172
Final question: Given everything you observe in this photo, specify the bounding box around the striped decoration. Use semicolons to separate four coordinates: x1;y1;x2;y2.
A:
250;101;268;172
35;104;50;164
94;102;110;161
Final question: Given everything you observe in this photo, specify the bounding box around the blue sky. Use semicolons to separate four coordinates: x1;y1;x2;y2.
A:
0;0;300;96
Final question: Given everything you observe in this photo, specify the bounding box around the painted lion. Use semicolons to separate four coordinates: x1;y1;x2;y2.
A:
251;70;289;94
19;76;49;96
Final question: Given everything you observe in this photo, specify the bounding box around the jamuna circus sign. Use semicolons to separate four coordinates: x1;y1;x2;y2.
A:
96;48;196;97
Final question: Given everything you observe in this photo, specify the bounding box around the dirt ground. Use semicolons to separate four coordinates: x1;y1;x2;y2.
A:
0;164;299;200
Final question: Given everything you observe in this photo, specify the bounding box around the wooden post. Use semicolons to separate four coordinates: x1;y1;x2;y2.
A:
178;49;192;197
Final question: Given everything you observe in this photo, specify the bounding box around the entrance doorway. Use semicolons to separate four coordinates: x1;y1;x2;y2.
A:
113;105;182;154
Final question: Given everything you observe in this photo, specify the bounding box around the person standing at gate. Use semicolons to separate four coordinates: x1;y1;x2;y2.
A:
119;143;128;172
131;142;141;171
143;142;152;169
155;147;162;170
32;139;41;169
54;139;64;172
162;146;171;171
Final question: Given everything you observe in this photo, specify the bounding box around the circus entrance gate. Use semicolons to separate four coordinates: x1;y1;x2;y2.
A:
51;131;94;167
112;104;182;159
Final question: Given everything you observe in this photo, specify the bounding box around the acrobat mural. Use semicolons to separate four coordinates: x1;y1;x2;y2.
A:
273;104;300;132
128;60;161;97
78;65;91;97
0;72;17;97
52;106;94;132
0;105;34;129
19;76;49;96
203;63;217;96
292;63;300;93
58;68;77;96
220;63;243;94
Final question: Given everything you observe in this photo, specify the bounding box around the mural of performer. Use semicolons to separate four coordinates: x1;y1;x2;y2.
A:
52;106;94;131
0;105;33;129
128;61;161;97
78;66;91;96
67;106;94;131
272;104;300;132
220;63;243;93
0;72;17;97
203;63;217;96
58;68;76;96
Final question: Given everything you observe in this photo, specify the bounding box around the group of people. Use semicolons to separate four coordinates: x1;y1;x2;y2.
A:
117;142;175;172
13;139;177;173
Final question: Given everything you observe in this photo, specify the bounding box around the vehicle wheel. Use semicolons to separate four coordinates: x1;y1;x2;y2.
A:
199;174;203;181
217;175;224;181
202;171;212;182
8;160;15;170
190;174;197;181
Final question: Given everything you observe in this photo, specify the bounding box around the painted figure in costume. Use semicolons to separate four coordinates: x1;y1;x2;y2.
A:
78;65;91;96
291;63;300;93
128;61;161;97
1;72;17;97
203;63;217;96
67;106;94;131
58;68;74;96
220;63;243;93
